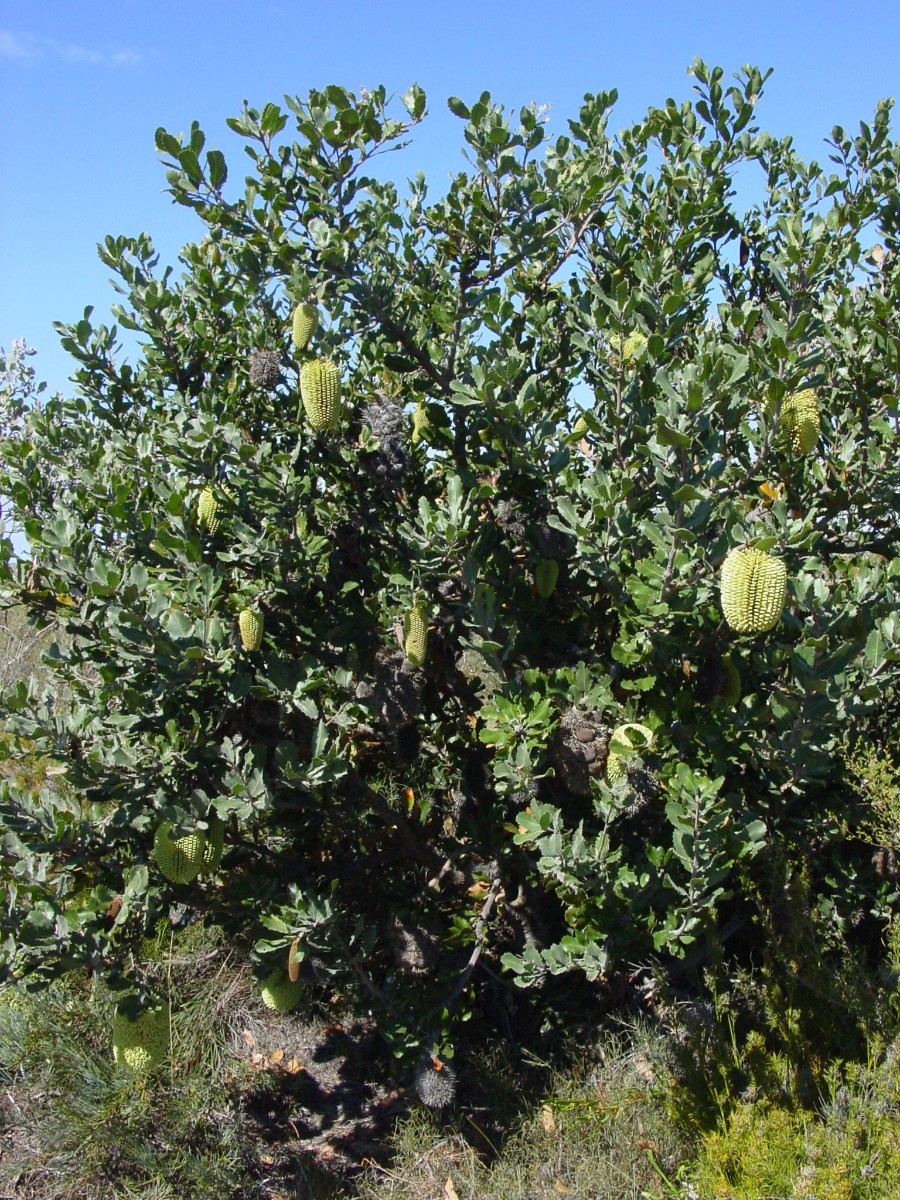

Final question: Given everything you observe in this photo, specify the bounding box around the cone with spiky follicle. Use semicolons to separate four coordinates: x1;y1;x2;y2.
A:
299;358;342;431
112;997;170;1073
153;821;207;884
413;1051;457;1108
606;723;654;786
720;547;787;634
553;708;611;796
260;967;304;1012
781;387;821;455
291;303;319;351
238;607;264;651
403;602;429;668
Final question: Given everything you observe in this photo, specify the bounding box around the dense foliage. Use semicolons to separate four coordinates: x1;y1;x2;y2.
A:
2;62;899;1071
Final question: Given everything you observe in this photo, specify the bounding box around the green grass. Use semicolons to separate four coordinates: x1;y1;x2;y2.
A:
3;917;900;1200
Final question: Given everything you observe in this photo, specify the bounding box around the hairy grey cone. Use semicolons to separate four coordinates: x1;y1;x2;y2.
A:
534;517;576;560
413;1053;457;1108
494;497;528;547
362;396;409;485
248;349;282;389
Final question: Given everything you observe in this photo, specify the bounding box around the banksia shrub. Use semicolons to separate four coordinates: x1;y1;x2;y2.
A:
153;822;207;884
535;558;560;597
413;1052;457;1108
299;358;342;431
238;606;264;651
606;723;654;785
291;302;319;350
112;997;170;1073
720;547;788;634
781;387;821;454
248;348;282;389
260;966;304;1012
403;602;429;668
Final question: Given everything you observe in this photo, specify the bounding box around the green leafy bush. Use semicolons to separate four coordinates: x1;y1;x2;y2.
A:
1;64;899;1078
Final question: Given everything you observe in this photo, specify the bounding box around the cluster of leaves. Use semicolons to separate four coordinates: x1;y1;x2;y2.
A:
1;64;899;1066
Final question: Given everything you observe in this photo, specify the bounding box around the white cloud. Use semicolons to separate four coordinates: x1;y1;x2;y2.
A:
0;30;40;59
0;29;141;67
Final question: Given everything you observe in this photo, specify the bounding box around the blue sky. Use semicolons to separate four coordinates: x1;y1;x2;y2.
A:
2;0;899;396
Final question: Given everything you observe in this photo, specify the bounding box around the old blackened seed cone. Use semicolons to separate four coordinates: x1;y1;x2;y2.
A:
300;358;342;431
720;547;787;634
248;349;281;389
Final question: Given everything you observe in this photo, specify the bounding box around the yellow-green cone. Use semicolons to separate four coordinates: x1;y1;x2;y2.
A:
610;331;647;370
719;655;741;707
781;388;820;455
403;603;429;668
112;1000;170;1073
291;303;319;351
153;821;207;884
238;607;264;651
260;967;304;1012
197;487;222;534
300;358;342;431
201;815;225;873
535;558;559;597
606;722;654;785
720;547;787;634
412;402;430;445
571;413;589;439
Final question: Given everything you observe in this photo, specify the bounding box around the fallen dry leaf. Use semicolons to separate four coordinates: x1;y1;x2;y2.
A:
540;1104;557;1134
444;1177;460;1200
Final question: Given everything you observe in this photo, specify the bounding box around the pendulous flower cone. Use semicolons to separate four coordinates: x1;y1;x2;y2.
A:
720;547;788;634
153;822;207;884
238;607;264;651
299;358;342;431
403;604;429;667
112;1001;170;1073
606;722;654;784
535;558;560;597
260;967;304;1011
291;302;319;350
781;387;821;454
